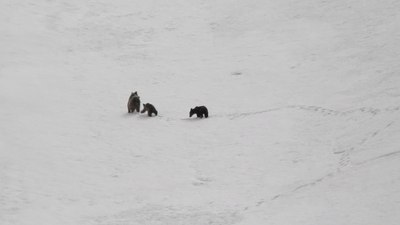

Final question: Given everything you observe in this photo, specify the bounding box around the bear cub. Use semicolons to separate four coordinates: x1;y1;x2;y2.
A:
141;103;158;117
127;91;141;113
190;106;208;118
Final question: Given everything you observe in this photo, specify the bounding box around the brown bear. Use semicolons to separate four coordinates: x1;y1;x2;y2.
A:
141;103;158;117
127;91;140;113
190;106;208;118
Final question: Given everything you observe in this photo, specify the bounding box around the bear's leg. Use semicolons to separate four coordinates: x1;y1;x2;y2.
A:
204;111;208;118
148;111;152;117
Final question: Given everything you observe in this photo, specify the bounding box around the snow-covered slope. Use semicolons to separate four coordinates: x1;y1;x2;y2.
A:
1;0;399;224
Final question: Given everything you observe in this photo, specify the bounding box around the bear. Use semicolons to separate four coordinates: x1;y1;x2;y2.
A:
127;91;141;113
190;106;208;118
141;103;158;117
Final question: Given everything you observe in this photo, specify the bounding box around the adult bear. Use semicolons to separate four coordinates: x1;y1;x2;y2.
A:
127;91;140;113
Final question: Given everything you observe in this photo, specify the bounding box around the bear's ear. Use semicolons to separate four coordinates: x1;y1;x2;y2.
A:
134;91;137;94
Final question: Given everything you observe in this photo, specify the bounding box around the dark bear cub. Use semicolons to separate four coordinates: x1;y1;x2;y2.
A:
127;91;141;113
190;106;208;118
141;103;158;117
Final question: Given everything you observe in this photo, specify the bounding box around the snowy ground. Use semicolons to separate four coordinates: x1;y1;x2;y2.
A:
1;0;400;224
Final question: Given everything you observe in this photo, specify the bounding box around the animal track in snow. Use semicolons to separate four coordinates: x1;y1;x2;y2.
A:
224;104;400;121
131;105;400;122
354;150;400;165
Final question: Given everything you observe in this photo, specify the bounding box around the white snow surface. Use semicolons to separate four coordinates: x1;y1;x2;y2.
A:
1;0;400;224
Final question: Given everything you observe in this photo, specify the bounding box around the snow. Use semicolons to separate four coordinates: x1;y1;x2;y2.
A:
1;0;400;224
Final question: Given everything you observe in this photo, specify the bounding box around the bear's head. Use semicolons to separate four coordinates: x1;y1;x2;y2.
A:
141;104;145;113
130;91;138;98
189;108;194;117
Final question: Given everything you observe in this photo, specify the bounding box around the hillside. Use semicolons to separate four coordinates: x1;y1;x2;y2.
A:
1;0;400;224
